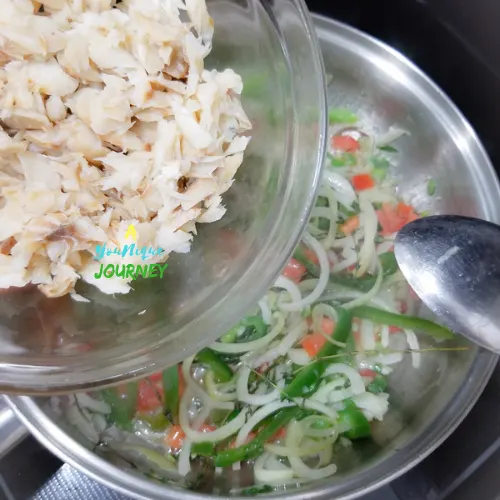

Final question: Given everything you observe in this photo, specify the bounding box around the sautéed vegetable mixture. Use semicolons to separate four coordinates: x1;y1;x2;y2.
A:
52;107;454;494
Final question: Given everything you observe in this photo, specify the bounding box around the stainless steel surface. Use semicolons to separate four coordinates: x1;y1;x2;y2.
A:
0;0;327;394
0;398;28;462
6;14;500;500
396;215;500;353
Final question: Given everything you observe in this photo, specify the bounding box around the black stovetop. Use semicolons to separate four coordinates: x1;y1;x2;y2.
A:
308;0;500;177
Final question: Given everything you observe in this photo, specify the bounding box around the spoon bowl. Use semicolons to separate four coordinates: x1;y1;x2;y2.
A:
395;215;500;353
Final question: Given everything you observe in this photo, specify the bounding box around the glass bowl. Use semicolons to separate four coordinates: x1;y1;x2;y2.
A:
0;0;327;394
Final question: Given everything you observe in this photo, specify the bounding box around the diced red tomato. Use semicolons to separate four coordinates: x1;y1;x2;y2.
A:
148;372;163;383
340;215;360;234
359;368;378;379
301;332;328;357
303;247;319;265
389;325;401;334
269;427;287;442
283;258;306;284
352;174;375;191
376;202;419;236
332;135;360;152
137;379;163;412
306;316;335;335
165;424;185;450
320;317;335;336
397;300;408;314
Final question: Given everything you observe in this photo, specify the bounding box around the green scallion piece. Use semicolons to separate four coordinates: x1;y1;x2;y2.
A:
328;107;358;125
427;178;437;196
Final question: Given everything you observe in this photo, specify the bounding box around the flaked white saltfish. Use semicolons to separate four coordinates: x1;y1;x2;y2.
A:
0;0;251;298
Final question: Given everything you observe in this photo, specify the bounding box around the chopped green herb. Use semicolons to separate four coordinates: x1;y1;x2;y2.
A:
220;326;239;343
162;365;180;423
316;196;329;207
378;145;398;153
367;374;388;394
137;412;170;431
371;156;390;170
427;178;436;196
241;485;274;496
328;107;358;125
327;152;357;168
301;305;312;318
310;417;334;429
191;442;216;457
372;168;387;183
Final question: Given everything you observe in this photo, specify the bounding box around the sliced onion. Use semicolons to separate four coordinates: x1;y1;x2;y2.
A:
288;348;310;366
311;379;351;404
278;319;306;354
360;320;376;351
317;188;339;250
323;170;356;208
192;405;212;430
324;363;366;394
258;298;272;325
205;371;237;402
317;445;334;467
180;390;247;443
75;393;110;414
275;276;302;305
235;402;295;447
236;365;280;406
266;436;336;458
353;392;389;421
298;278;318;294
369;352;404;366
341;259;383;310
177;438;192;476
252;319;306;369
356;197;378;276
331;235;355;250
181;357;234;410
311;304;345;347
380;324;390;348
404;328;421;368
254;453;294;484
358;187;397;205
279;233;329;312
377;240;395;255
286;423;337;479
210;312;285;354
66;404;100;444
375;126;408;146
297;398;337;419
332;253;358;273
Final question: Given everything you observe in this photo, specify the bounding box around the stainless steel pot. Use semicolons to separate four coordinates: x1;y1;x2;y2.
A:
7;15;500;500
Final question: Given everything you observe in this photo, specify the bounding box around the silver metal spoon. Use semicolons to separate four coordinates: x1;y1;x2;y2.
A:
394;215;500;353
